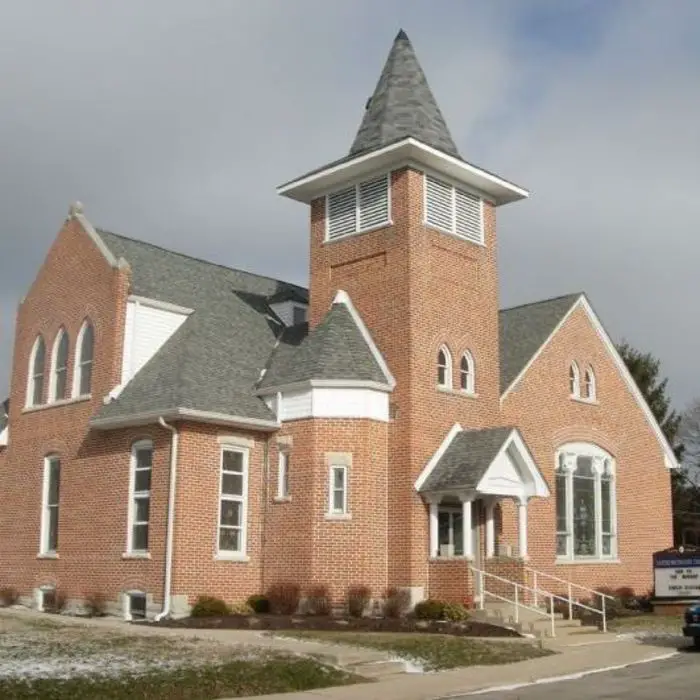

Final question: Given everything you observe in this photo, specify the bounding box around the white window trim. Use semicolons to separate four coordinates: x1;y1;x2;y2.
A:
459;351;475;394
324;172;392;242
217;446;249;558
569;362;581;399
123;590;148;621
328;465;348;517
40;454;60;555
26;335;46;408
437;345;452;389
49;329;69;403
72;320;94;398
126;440;153;555
437;504;464;558
423;173;485;244
37;585;56;612
276;449;290;500
555;443;617;563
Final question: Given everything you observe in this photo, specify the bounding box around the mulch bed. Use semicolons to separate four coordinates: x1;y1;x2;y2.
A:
146;614;521;637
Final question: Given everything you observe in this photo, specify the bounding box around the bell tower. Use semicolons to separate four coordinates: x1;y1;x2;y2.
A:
277;30;528;593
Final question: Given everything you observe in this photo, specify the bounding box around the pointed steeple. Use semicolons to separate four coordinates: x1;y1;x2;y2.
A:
349;30;460;158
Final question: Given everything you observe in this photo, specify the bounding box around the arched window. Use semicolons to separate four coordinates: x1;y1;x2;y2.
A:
460;351;475;394
27;335;46;407
569;362;580;398
555;444;616;560
437;345;452;388
74;320;94;397
49;329;70;402
584;366;596;401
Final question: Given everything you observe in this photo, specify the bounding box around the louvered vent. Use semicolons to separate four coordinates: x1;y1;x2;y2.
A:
455;189;483;243
327;186;357;239
326;174;390;240
359;175;389;230
425;174;483;244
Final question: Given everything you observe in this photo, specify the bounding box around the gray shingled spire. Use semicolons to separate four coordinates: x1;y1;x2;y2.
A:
349;29;460;158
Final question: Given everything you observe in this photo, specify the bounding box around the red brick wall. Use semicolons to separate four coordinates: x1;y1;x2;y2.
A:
500;304;673;595
428;559;472;604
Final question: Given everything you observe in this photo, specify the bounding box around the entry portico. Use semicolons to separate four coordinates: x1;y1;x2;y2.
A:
416;426;550;564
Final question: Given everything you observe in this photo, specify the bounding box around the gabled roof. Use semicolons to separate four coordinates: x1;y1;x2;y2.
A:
268;288;309;305
418;427;513;492
499;293;582;394
258;297;391;390
349;29;460;159
92;230;307;428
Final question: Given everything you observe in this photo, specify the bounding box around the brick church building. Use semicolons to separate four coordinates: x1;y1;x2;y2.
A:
0;31;676;619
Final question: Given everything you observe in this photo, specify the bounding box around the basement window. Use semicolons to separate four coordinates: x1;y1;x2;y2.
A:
127;592;147;621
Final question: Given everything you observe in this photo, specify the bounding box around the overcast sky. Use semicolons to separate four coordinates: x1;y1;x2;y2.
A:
1;0;698;409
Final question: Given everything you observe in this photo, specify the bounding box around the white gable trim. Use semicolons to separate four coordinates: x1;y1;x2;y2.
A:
414;423;463;491
500;296;581;402
69;202;120;269
257;379;392;396
500;294;679;470
333;290;396;389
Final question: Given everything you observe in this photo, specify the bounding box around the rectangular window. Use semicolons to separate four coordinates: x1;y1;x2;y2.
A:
128;592;147;621
326;174;390;240
218;447;248;554
601;475;613;556
277;451;290;499
437;508;464;557
292;306;307;326
328;465;348;515
41;456;60;554
555;471;569;556
424;174;484;244
128;443;152;553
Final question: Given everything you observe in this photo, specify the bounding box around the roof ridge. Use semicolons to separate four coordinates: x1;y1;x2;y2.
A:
96;228;308;295
499;292;583;314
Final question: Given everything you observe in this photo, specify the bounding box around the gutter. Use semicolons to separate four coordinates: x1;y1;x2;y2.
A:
155;417;179;622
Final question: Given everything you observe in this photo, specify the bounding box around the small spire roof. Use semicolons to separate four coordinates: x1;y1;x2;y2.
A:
349;29;460;158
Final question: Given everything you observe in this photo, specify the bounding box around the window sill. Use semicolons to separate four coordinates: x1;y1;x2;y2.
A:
325;513;352;521
23;395;92;414
437;387;478;399
273;496;292;504
122;552;151;560
323;221;394;245
215;553;250;562
423;222;486;248
570;396;599;406
36;552;59;560
556;558;620;565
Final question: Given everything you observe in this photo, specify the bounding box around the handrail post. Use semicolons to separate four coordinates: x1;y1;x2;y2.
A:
533;571;538;608
568;582;573;620
550;594;555;638
514;584;519;624
601;595;607;633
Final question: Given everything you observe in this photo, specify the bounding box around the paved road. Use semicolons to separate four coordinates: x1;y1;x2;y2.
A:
462;650;700;699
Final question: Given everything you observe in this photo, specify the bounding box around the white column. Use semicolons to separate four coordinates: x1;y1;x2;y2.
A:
517;498;528;560
462;498;473;559
429;502;439;558
485;500;496;558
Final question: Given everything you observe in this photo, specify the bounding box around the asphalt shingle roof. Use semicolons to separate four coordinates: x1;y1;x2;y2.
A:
419;427;514;493
0;398;8;433
499;293;582;394
259;302;389;389
350;29;460;159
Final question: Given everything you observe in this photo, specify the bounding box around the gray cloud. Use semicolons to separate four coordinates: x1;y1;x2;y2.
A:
0;0;698;410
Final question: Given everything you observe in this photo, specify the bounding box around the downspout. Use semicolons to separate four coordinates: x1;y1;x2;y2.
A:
155;417;178;622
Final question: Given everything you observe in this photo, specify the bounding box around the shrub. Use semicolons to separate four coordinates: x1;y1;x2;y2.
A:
191;596;230;617
305;585;331;616
0;586;19;607
443;602;470;621
83;591;108;617
346;585;371;618
247;594;270;614
229;601;254;615
267;583;301;615
383;587;410;618
414;599;446;620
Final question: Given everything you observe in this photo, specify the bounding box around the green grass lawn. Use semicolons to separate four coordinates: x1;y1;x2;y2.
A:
608;614;683;633
278;631;554;671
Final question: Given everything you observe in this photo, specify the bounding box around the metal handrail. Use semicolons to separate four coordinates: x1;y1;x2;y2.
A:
469;565;556;638
524;566;614;633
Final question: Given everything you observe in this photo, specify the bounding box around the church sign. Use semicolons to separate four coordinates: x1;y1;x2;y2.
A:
653;548;700;598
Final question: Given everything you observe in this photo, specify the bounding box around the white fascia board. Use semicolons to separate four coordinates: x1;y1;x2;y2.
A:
333;290;396;389
277;138;528;206
90;408;280;432
414;423;463;491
